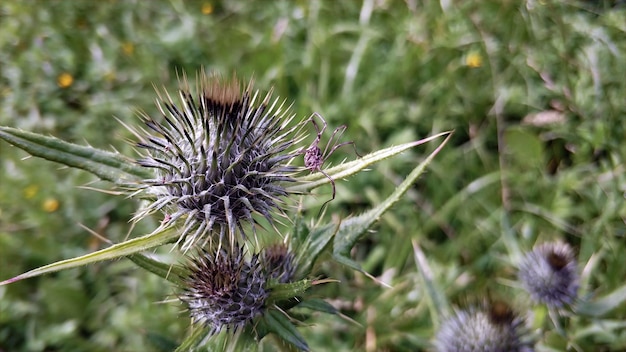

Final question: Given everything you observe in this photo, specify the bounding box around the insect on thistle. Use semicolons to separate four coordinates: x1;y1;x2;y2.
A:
303;112;360;210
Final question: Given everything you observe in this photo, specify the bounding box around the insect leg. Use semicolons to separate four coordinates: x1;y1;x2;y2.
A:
318;167;336;213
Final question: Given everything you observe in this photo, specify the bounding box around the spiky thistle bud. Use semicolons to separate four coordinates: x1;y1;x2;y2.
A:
518;241;579;308
434;303;534;352
261;243;296;283
133;71;306;250
179;247;269;336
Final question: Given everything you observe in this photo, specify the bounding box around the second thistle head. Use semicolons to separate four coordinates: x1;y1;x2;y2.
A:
518;241;579;308
178;246;269;336
434;302;534;352
134;71;305;250
261;242;296;283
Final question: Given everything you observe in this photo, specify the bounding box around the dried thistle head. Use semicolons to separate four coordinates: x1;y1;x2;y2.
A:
434;303;534;352
133;71;306;250
518;241;579;308
179;247;269;336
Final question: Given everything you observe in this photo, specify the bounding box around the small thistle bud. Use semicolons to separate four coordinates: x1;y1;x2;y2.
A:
134;71;306;250
261;243;296;283
518;241;579;308
434;304;533;352
179;247;269;336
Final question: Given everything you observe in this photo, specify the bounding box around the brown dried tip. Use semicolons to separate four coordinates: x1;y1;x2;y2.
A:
203;74;244;108
488;300;515;325
546;251;568;270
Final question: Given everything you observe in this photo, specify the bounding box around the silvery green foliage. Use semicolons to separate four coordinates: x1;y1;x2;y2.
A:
518;242;579;308
434;305;533;352
133;73;306;250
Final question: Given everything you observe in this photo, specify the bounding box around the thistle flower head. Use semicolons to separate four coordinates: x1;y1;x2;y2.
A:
261;243;296;283
179;247;269;336
434;303;533;352
134;71;306;250
518;241;579;308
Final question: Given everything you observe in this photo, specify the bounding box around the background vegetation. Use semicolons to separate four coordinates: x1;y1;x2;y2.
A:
1;1;625;351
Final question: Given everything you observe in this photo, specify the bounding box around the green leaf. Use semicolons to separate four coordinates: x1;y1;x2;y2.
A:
575;284;626;317
332;132;453;273
146;332;179;352
0;126;150;185
287;131;451;193
412;240;450;325
176;327;259;352
127;253;186;286
262;309;310;352
293;221;338;279
175;326;212;352
0;226;178;285
297;298;338;315
573;319;626;341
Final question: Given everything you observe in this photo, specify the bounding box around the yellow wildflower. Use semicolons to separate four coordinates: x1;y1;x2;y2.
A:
42;198;60;213
465;52;482;68
105;71;116;82
122;42;134;56
57;73;74;88
202;3;213;15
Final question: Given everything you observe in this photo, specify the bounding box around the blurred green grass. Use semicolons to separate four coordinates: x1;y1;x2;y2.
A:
1;1;625;351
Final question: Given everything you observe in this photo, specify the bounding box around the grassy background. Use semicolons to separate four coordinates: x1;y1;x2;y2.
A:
1;1;625;351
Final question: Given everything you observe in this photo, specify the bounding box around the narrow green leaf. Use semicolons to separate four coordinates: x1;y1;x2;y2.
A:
290;215;309;250
573;320;626;340
177;328;258;352
263;310;310;352
297;298;339;315
499;211;524;265
0;126;150;184
332;132;452;273
127;254;185;286
175;326;212;352
0;226;178;285
146;331;179;352
575;284;626;317
412;240;450;326
293;221;337;279
287;131;451;193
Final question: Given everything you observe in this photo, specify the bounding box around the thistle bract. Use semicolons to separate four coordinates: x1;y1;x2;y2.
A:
262;243;296;283
134;72;305;250
179;247;269;336
518;241;579;308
